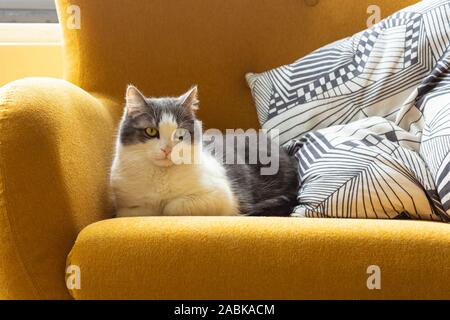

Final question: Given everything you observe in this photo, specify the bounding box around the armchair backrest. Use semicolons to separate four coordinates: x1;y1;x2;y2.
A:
56;0;417;130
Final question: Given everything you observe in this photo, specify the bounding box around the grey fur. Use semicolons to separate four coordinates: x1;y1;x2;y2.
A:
120;92;200;145
220;135;300;216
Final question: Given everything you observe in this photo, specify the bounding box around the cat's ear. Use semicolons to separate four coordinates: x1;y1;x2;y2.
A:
179;85;199;112
125;85;147;116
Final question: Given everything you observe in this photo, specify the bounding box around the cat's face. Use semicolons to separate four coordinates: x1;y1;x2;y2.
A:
119;85;201;167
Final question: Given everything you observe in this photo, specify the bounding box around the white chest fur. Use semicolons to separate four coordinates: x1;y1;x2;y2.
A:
110;145;239;217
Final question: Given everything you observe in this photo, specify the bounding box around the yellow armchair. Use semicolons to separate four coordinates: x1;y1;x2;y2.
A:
0;78;117;299
4;0;449;300
67;217;450;300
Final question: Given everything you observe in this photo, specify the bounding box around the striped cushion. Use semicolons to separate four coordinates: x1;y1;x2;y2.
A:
286;117;445;220
246;0;450;146
247;0;450;221
416;53;450;214
284;50;450;221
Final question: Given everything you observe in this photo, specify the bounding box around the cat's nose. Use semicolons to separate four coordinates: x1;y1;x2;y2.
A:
161;147;172;156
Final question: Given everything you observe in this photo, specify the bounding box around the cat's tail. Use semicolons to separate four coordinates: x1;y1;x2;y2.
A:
241;195;298;217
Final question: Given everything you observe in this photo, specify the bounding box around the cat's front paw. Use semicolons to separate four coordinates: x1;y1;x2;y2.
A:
116;206;161;217
163;199;192;216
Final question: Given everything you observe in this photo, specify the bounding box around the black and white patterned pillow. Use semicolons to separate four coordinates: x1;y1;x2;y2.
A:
283;49;450;222
416;52;450;216
246;0;450;221
286;117;446;221
246;0;450;146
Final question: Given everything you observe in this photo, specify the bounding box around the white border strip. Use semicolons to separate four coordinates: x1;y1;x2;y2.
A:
0;23;61;44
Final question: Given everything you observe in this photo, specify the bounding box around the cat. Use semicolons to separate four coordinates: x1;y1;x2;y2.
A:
110;85;299;217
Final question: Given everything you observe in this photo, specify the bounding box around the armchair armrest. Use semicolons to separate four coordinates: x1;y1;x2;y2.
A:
0;78;118;299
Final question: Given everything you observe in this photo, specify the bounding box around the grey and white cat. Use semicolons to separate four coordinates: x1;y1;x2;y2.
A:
110;85;299;217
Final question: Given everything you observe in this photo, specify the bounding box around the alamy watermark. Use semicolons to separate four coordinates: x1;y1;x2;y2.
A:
367;5;382;28
366;265;381;290
157;122;281;176
66;5;81;30
66;265;81;290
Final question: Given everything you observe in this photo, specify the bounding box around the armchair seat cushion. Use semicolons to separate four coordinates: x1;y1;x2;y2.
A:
67;217;450;299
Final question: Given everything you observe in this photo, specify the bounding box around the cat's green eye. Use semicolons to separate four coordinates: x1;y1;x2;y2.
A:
145;128;159;138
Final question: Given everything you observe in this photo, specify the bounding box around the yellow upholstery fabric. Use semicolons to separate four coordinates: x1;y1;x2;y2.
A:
56;0;418;131
0;78;118;299
68;217;450;300
0;0;428;299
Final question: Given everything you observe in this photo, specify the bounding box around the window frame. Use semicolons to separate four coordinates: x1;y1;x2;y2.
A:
0;0;58;24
